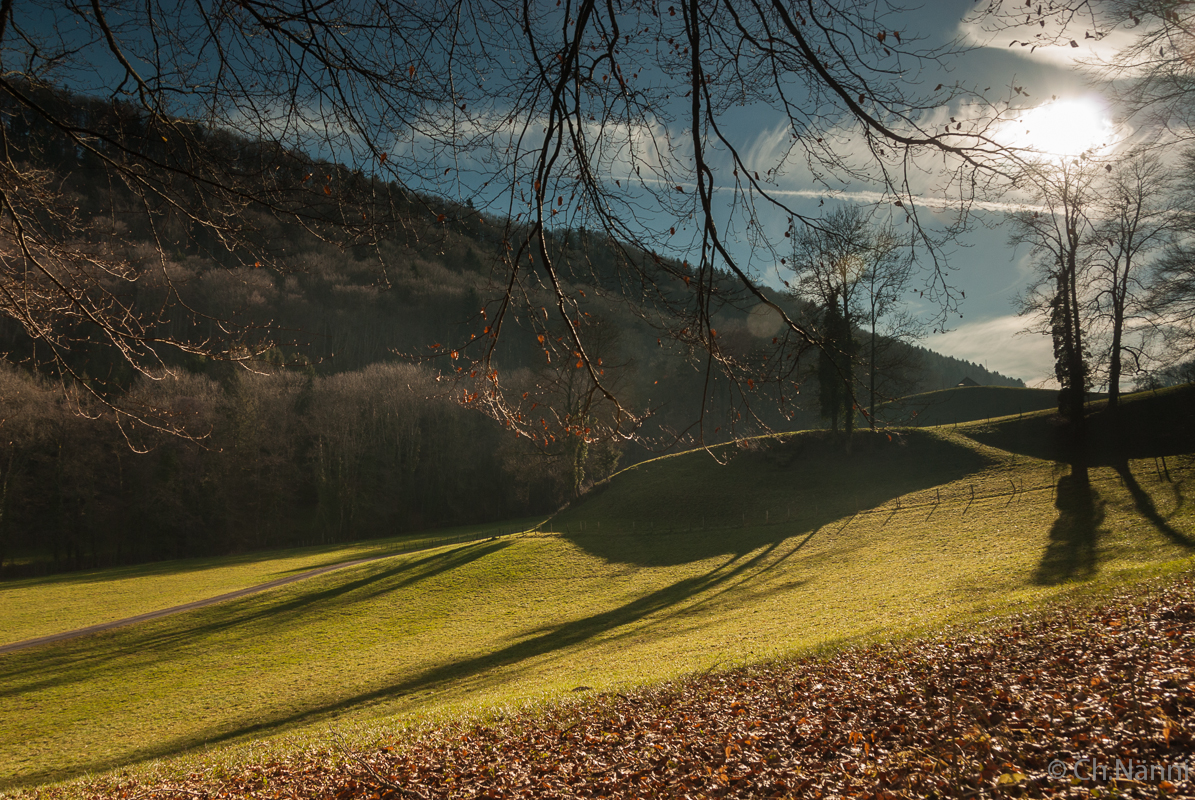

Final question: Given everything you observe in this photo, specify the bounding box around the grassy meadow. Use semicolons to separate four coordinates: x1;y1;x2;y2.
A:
2;387;1194;792
0;520;535;647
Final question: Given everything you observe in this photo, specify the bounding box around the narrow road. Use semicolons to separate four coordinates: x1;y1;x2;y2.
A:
0;552;397;656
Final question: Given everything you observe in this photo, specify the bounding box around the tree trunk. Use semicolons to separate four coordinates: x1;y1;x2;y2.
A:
1107;300;1123;412
868;317;877;430
1107;265;1131;413
1062;248;1089;483
842;295;855;437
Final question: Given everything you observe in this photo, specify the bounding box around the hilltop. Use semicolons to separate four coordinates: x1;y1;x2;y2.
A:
0;87;1026;577
2;385;1191;790
880;385;1061;427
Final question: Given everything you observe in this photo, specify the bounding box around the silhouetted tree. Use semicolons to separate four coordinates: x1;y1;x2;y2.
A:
1089;151;1179;409
817;290;854;434
792;205;916;432
1008;158;1100;476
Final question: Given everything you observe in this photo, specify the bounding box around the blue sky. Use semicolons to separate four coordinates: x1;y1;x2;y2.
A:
768;3;1157;388
710;4;1126;388
15;1;1147;386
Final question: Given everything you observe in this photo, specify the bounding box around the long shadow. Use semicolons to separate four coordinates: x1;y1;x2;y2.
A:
1112;460;1195;547
134;541;511;649
5;539;805;788
4;542;390;589
562;428;995;566
1034;472;1105;585
961;385;1195;465
634;536;813;628
0;541;510;698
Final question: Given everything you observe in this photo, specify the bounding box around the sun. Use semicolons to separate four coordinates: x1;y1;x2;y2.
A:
999;96;1120;161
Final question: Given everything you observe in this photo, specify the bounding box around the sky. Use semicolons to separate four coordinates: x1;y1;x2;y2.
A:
13;1;1160;388
455;2;1148;389
915;8;1123;387
453;3;1157;389
712;4;1133;388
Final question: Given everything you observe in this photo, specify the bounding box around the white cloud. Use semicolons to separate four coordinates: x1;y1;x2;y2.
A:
956;17;1143;72
923;314;1057;386
731;103;1068;218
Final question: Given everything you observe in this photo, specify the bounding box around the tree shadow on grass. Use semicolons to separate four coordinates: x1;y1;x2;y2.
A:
1112;460;1194;548
135;540;514;648
561;428;995;567
1034;472;1105;586
5;538;807;789
0;541;512;699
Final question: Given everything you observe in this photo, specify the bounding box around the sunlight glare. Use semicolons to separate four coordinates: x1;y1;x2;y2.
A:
999;97;1119;160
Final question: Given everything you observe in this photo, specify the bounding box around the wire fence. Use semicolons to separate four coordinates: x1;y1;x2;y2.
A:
556;455;1189;536
311;455;1186;545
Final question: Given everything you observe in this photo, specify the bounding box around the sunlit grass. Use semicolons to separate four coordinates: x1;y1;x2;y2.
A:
0;518;541;647
2;424;1191;792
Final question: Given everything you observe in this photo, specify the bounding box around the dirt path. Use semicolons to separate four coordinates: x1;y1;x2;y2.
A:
0;553;395;656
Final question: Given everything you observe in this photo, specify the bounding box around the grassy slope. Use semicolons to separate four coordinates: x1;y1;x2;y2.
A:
879;385;1061;427
2;389;1193;791
0;520;537;646
963;382;1195;462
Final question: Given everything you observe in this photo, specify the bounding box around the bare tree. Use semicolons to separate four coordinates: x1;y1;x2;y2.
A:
1145;146;1195;368
855;221;920;428
1150;251;1195;363
1008;157;1101;473
976;1;1195;399
0;0;1031;443
1088;151;1179;408
791;207;867;435
789;205;916;431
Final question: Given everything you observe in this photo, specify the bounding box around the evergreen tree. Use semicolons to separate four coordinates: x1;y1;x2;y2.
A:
817;291;855;434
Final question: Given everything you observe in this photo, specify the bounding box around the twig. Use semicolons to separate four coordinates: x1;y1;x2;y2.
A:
330;731;428;799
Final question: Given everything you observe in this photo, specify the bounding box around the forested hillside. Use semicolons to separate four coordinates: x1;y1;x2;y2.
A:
0;87;1022;575
907;345;1026;391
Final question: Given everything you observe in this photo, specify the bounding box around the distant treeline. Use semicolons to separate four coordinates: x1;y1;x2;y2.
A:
907;345;1025;391
0;87;1026;575
0;363;626;577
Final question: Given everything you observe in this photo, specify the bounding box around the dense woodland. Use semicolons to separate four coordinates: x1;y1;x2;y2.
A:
0;88;1023;576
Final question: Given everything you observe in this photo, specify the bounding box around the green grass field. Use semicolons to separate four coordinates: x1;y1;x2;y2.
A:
0;520;537;647
2;389;1193;792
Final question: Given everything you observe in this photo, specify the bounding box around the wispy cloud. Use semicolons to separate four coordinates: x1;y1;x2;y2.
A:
922;314;1057;386
956;17;1142;72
